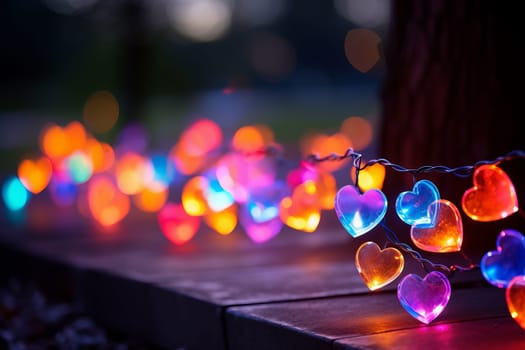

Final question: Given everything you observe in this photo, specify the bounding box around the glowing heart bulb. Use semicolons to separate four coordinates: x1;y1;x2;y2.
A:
350;162;386;192
410;200;463;253
462;164;518;222
506;275;525;330
355;241;404;291
481;229;525;288
397;271;451;324
158;202;200;245
396;180;440;227
17;157;53;194
334;185;387;237
204;204;238;235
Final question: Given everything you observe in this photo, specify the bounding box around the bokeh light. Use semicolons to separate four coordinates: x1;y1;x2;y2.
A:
2;176;30;211
167;0;232;42
249;32;296;82
115;152;154;195
17;157;53;194
66;151;93;184
158;202;201;245
334;0;391;28
344;29;382;73
133;185;169;213
340;116;373;151
302;132;353;172
88;175;130;227
182;176;210;216
82;91;120;134
204;204;238;235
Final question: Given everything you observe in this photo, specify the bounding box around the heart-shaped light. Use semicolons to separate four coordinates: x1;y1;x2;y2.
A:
396;180;440;227
355;241;404;291
334;185;387;237
204;204;237;235
410;200;463;253
506;275;525;330
240;205;283;243
462;164;518;222
350;162;386;192
279;182;321;233
88;175;130;227
158;202;201;245
17;157;53;194
397;271;451;324
481;229;525;288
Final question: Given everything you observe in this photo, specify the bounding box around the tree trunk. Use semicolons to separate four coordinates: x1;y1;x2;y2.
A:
379;0;524;258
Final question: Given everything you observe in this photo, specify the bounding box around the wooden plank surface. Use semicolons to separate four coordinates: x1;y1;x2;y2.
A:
1;208;523;349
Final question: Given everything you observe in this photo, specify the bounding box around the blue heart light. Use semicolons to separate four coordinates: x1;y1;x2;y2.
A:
395;180;440;227
481;229;525;288
334;185;388;237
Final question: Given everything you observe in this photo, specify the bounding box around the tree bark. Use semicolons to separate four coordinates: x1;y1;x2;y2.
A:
379;0;524;257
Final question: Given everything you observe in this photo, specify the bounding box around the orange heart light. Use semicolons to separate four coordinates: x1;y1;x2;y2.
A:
462;164;518;222
158;202;201;245
88;175;130;227
204;204;238;235
350;162;386;192
17;157;53;194
279;181;321;233
411;200;463;253
355;241;404;291
506;275;525;330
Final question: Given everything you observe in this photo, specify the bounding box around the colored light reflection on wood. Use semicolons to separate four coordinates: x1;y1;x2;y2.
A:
279;182;321;232
17;157;52;194
182;176;209;216
158;202;200;245
355;241;404;291
462;164;518;222
115;152;154;195
88;175;130;227
204;204;237;235
506;275;525;330
351;162;385;192
411;200;463;253
133;184;169;212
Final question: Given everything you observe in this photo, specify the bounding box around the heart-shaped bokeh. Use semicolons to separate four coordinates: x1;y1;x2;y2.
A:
506;275;525;330
396;180;440;227
397;271;451;324
334;185;387;237
158;202;201;245
462;164;518;222
17;157;53;194
279;182;321;233
87;175;130;227
410;200;463;253
481;229;525;288
355;241;404;291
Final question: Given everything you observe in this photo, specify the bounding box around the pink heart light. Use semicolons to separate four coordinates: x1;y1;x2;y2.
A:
397;271;451;324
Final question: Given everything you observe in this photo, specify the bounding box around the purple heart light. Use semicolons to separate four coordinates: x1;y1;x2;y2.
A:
481;229;525;288
334;185;387;237
397;271;451;324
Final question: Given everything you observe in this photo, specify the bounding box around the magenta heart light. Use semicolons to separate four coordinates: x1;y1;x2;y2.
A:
334;185;387;237
397;271;451;324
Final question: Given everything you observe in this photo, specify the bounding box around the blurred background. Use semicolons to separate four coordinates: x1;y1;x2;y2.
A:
0;0;390;172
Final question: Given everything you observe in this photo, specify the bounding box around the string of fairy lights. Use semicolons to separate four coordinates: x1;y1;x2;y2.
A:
1;117;524;329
